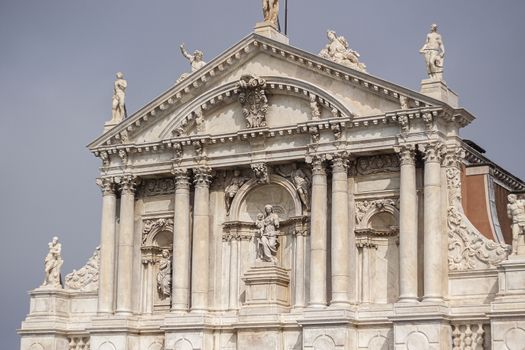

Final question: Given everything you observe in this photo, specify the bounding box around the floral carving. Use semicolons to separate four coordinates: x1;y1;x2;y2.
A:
65;247;100;292
251;162;270;184
356;154;400;175
142;218;174;244
237;74;268;128
355;199;399;225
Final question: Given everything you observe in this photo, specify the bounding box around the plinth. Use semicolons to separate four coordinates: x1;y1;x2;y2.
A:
420;78;459;108
254;22;289;44
240;263;290;314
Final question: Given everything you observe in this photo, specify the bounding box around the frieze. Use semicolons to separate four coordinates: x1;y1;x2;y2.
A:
356;154;400;176
142;178;176;197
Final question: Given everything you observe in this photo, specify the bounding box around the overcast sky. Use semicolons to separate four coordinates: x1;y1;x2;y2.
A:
1;0;524;348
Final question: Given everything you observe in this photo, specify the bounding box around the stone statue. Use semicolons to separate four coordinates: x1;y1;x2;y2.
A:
157;249;172;299
111;72;127;124
224;170;248;215
177;44;206;83
290;164;310;211
42;236;63;288
262;0;279;27
255;205;280;263
319;30;366;72
420;24;445;80
507;194;525;255
65;247;100;292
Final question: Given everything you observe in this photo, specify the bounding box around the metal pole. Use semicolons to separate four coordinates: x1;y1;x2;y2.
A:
284;0;288;35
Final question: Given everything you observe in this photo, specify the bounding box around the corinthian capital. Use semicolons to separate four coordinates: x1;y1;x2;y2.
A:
193;166;213;188
329;152;350;173
419;142;446;163
172;168;191;189
442;146;466;168
96;177;116;196
394;144;416;166
306;155;326;176
115;175;141;195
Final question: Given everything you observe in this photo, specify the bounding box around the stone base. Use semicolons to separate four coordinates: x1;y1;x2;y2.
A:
254;22;289;44
496;257;525;298
241;263;290;313
420;79;459;108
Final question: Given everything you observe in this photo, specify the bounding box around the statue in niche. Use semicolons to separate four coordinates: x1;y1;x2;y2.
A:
255;205;280;263
177;43;206;84
224;170;248;215
507;194;525;255
262;0;279;27
157;249;172;299
420;24;445;80
319;30;366;72
290;164;310;211
111;72;127;123
42;236;63;288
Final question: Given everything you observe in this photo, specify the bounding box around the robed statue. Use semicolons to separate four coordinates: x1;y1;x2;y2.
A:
262;0;279;27
255;205;280;263
319;30;366;72
177;43;207;84
420;24;445;80
42;236;63;288
157;249;172;299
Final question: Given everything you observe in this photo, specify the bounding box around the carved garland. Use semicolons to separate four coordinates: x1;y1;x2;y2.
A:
355;198;399;226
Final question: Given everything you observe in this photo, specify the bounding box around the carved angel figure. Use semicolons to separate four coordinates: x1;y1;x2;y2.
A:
262;0;279;27
420;24;445;80
255;205;280;263
176;44;207;84
111;72;127;123
42;236;63;288
507;194;525;255
225;170;248;215
65;247;100;292
319;30;366;72
157;249;172;299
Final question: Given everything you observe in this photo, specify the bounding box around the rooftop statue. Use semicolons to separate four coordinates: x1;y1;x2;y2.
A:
319;30;366;72
177;43;207;84
111;72;127;124
42;236;63;288
255;205;280;263
262;0;279;27
420;24;445;80
508;194;525;255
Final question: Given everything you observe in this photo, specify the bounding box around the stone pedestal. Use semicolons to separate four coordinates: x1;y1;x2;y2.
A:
420;79;459;108
241;263;290;314
254;22;289;45
490;257;525;349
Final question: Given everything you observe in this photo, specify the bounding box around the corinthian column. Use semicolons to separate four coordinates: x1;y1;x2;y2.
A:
96;177;117;314
308;156;328;307
420;142;445;302
171;169;191;312
330;153;350;306
115;175;140;314
191;167;212;312
396;145;419;303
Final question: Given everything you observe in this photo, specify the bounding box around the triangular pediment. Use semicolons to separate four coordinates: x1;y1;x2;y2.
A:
89;33;445;150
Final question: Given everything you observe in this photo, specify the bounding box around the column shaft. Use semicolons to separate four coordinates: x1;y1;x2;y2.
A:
422;143;444;302
171;170;191;312
397;146;419;302
116;176;139;314
229;237;239;310
309;158;328;307
97;178;117;314
294;231;306;308
191;167;212;311
330;155;350;305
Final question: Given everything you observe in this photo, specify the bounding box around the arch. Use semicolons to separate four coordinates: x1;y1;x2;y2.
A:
368;335;390;350
312;335;336;350
29;343;44;350
229;174;303;221
147;341;164;350
504;327;525;350
98;341;117;350
406;331;429;350
173;338;193;350
142;218;174;247
357;200;399;230
158;76;356;139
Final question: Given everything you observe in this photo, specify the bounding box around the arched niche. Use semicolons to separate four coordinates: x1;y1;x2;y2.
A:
142;218;174;248
357;200;400;230
229;174;303;222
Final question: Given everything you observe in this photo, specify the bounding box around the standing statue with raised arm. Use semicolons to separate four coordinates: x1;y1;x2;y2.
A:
177;44;207;84
111;72;127;123
507;194;525;255
420;24;445;80
42;236;63;288
262;0;279;27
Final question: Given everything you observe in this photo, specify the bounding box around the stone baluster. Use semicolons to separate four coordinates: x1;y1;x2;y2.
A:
96;178;117;314
396;145;419;303
115;175;140;314
330;153;350;306
308;156;328;307
171;169;191;312
420;142;445;302
191;167;213;312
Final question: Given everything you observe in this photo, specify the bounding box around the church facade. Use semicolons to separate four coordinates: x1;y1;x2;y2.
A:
19;21;525;350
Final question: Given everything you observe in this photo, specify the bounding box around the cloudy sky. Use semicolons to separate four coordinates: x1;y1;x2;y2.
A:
1;0;524;347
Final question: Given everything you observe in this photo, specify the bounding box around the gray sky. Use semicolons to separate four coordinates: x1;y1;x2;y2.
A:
1;0;524;347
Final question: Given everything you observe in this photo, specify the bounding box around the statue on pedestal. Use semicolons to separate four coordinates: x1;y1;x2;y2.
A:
111;72;127;123
255;205;280;263
319;30;366;72
507;194;525;255
177;44;206;84
42;236;63;288
156;249;172;299
262;0;279;27
420;24;445;80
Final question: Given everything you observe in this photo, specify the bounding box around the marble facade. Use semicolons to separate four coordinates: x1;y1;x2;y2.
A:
20;23;525;350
